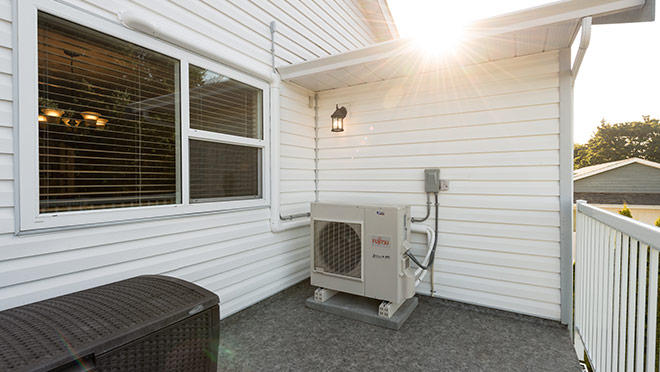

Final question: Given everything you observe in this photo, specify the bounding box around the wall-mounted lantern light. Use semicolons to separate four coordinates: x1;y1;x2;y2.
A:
331;105;347;133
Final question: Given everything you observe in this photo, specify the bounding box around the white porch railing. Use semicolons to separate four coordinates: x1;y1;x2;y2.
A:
575;201;660;372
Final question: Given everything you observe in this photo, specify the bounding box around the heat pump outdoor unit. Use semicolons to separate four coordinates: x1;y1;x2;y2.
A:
310;202;416;317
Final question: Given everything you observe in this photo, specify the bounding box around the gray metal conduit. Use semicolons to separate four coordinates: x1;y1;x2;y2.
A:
280;212;311;221
411;192;432;223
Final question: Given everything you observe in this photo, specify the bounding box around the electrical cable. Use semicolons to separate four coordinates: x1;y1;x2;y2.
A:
406;192;439;271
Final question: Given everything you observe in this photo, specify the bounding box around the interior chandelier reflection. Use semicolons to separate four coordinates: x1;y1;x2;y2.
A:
39;48;109;131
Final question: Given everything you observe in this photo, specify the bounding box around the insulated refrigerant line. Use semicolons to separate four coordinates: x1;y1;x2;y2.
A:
408;192;439;279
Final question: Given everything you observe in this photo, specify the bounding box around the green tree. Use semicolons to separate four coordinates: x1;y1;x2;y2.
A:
573;143;589;170
574;116;660;169
619;203;633;218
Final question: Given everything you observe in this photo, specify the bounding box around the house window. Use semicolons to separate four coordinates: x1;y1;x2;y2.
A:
188;65;263;203
189;140;261;202
28;10;266;227
38;12;181;213
189;65;262;139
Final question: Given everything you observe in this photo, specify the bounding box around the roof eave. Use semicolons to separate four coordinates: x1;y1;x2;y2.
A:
278;38;413;80
277;0;652;91
279;0;646;81
467;0;646;34
356;0;399;42
378;0;399;39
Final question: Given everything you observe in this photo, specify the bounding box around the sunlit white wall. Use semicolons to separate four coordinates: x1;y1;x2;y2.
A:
387;1;660;144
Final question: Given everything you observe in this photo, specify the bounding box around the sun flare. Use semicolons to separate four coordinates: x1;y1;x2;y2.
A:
388;0;468;56
410;22;465;56
387;0;558;55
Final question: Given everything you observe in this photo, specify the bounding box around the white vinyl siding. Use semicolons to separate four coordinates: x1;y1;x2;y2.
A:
279;84;317;214
316;51;562;320
0;0;568;322
0;81;314;317
0;0;357;316
56;0;377;67
0;0;11;234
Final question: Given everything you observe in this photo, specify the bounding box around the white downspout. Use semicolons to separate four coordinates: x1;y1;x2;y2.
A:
270;74;310;232
572;17;592;85
268;22;309;232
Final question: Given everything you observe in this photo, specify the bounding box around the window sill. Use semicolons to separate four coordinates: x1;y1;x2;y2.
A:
18;199;270;235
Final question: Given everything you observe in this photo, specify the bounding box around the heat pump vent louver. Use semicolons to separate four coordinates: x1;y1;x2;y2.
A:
314;221;362;279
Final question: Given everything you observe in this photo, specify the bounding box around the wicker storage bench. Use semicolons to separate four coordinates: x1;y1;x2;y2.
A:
0;275;219;372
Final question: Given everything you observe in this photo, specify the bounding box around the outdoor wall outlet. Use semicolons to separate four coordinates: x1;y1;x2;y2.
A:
424;169;440;192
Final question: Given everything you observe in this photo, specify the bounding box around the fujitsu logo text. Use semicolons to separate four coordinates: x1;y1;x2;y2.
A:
372;237;390;246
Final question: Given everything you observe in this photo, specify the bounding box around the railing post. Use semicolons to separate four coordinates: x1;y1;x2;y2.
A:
575;200;587;345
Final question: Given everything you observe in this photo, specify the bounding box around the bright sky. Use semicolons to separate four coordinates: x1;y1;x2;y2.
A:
574;15;660;143
387;1;660;144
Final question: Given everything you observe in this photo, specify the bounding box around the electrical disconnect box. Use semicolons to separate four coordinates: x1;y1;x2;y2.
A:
424;168;448;192
424;169;440;192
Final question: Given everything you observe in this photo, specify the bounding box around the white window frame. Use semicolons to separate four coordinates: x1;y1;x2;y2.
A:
16;0;270;232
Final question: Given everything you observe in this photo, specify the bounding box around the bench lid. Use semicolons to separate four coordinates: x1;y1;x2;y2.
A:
0;275;218;372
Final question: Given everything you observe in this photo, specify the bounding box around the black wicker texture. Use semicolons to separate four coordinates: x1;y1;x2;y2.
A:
0;275;219;372
95;308;217;372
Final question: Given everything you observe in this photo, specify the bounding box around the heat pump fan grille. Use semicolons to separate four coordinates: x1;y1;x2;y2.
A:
314;221;362;279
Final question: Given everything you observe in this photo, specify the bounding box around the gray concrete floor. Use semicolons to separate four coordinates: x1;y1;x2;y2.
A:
218;281;581;372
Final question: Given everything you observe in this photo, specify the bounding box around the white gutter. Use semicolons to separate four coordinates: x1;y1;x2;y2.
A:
572;17;593;85
270;74;310;232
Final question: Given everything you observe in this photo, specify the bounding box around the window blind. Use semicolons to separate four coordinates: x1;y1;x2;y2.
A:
189;140;261;202
38;12;180;213
189;65;262;139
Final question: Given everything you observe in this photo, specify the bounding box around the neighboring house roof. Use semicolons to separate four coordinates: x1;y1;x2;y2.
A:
575;192;660;205
574;158;660;181
574;158;660;205
278;0;649;91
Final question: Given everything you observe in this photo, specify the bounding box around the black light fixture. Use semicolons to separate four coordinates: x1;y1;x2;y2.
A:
331;105;347;132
